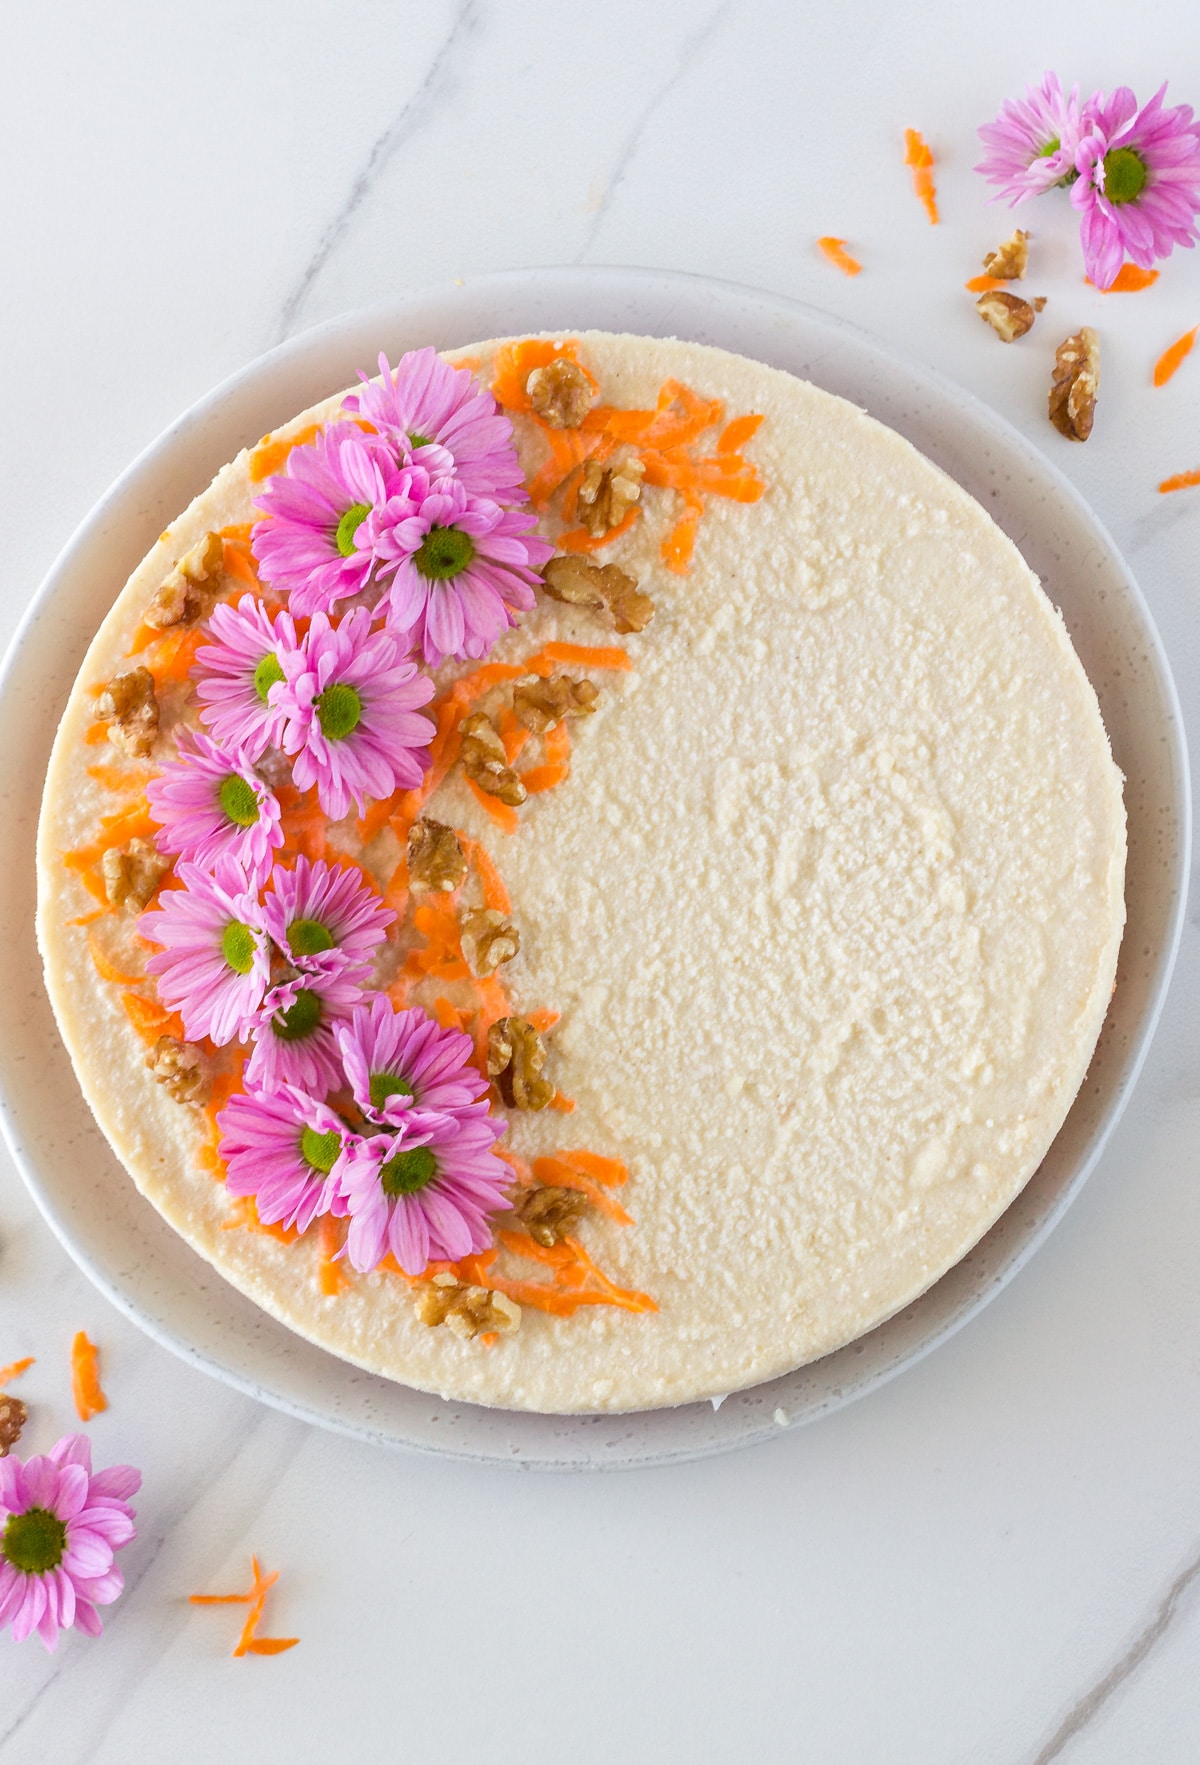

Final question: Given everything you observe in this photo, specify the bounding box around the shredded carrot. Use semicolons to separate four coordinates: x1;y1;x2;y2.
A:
465;777;520;834
497;707;532;765
558;1150;628;1186
519;763;569;795
431;995;470;1032
120;991;185;1043
246;1637;300;1655
86;762;155;794
816;236;862;277
70;1332;107;1421
556;503;640;553
965;274;1008;292
1088;263;1158;291
317;1214;346;1296
535;641;632;672
548;1090;576;1113
465;838;511;914
1153;326;1198;387
717;414;763;454
903;128;939;225
490;338;597;414
88;930;147;987
220;1195;299;1243
526;1008;559;1033
661;497;703;574
84;722;111;745
356;790;401;845
1159;468;1200;493
249;424;321;482
190;1555;296;1658
221;540;260;588
531;1157;633;1225
492;1231;656;1315
0;1357;34;1386
70;907;109;925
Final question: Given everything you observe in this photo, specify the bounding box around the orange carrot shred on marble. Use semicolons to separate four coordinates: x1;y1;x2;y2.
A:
556;504;641;553
1153;326;1198;386
0;1357;34;1385
1087;262;1159;291
70;1332;107;1422
1158;467;1200;493
964;274;1008;292
246;1638;300;1655
816;236;862;277
248;424;321;482
903;129;939;224
191;1556;296;1660
465;777;520;834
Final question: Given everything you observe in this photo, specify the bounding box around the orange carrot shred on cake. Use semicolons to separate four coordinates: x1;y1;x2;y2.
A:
1159;467;1200;493
817;236;862;276
464;777;520;834
1153;326;1198;386
220;541;260;589
84;722;111;745
1087;262;1158;291
497;708;532;765
87;931;146;987
490;338;597;414
70;1332;107;1422
464;838;511;915
717;413;764;454
903;128;939;224
531;1157;634;1225
965;274;1008;292
548;1090;576;1113
559;1150;628;1186
248;424;321;482
0;1357;34;1386
555;504;641;554
317;1214;346;1296
519;763;569;795
536;641;633;672
526;1008;559;1033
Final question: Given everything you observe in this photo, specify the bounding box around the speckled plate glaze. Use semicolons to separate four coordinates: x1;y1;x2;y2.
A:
0;269;1188;1468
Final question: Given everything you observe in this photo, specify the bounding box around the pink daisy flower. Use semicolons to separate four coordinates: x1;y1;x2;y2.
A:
147;729;282;882
140;857;269;1045
976;73;1086;203
262;857;394;982
344;349;527;502
244;957;363;1095
372;478;553;666
0;1433;140;1651
193;596;302;760
217;1083;355;1233
275;608;435;821
250;422;401;618
339;1103;509;1276
335;995;489;1129
1071;84;1200;289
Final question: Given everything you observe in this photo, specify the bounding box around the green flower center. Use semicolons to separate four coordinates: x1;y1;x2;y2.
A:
1036;136;1061;158
218;772;260;828
379;1144;437;1196
2;1507;67;1575
368;1070;414;1112
316;682;362;741
334;502;372;558
254;652;285;703
287;917;335;956
1104;147;1147;205
274;989;322;1042
407;431;432;450
300;1125;342;1174
221;920;258;974
414;526;475;581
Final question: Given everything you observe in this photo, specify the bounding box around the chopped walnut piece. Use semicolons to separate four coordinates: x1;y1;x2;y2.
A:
541;554;655;634
982;229;1029;279
0;1393;28;1458
146;1035;210;1105
1048;327;1100;441
407;818;468;892
577;454;645;538
526;358;594;429
144;531;226;629
512;1184;586;1248
101;836;171;911
487;1015;555;1111
460;907;520;977
511;673;599;735
975;290;1038;342
459;712;527;806
414;1271;521;1339
95;666;159;758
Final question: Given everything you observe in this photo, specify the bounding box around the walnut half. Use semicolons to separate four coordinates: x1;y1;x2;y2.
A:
982;229;1029;279
975;290;1040;342
487;1016;555;1111
541;554;655;634
414;1272;521;1339
407;818;468;892
146;1035;210;1105
144;531;226;630
95;667;159;758
101;837;171;911
578;455;645;538
460;907;520;976
459;713;527;806
512;1184;586;1248
1049;327;1100;441
511;673;599;735
0;1393;28;1458
526;358;594;429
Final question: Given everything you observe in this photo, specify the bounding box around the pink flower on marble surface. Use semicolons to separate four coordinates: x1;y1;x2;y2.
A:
0;1433;140;1651
976;72;1086;202
334;995;489;1129
250;422;401;617
193;596;301;760
261;856;394;982
243;957;363;1096
1070;83;1200;288
275;608;435;821
339;1102;509;1276
217;1083;355;1233
344;349;527;502
372;477;553;666
140;857;269;1045
147;729;282;882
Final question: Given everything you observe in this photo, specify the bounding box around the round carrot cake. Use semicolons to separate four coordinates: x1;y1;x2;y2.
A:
35;332;1126;1413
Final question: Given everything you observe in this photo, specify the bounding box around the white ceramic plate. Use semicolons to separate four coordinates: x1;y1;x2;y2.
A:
0;268;1188;1469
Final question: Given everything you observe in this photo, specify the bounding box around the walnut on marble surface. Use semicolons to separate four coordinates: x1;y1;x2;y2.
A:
542;552;655;634
459;907;520;977
414;1272;521;1339
526;358;594;428
0;1394;28;1457
407;818;468;893
459;712;527;806
143;531;226;629
486;1015;555;1111
100;836;171;911
95;666;158;758
511;673;599;735
1048;327;1100;441
982;229;1029;279
975;290;1039;342
512;1184;587;1248
577;454;645;538
145;1035;210;1105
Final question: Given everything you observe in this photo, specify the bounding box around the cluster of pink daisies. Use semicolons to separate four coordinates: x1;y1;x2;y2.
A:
136;350;543;1284
977;75;1200;290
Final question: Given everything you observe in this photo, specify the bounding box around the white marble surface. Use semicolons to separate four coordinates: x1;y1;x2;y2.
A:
1;1;1197;1758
